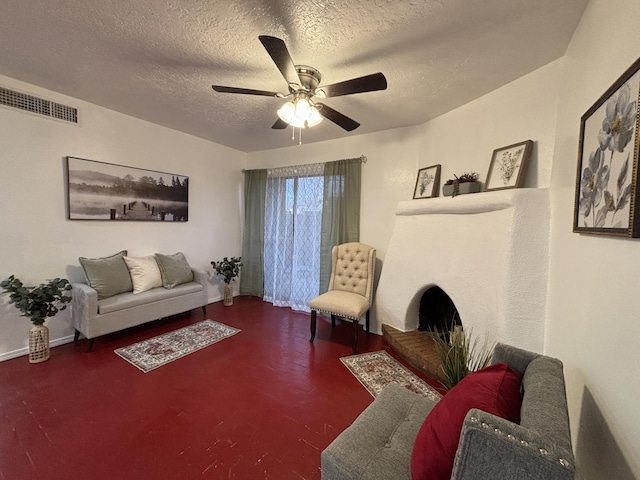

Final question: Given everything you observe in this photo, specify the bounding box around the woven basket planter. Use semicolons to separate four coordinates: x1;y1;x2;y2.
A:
223;284;233;306
29;325;50;363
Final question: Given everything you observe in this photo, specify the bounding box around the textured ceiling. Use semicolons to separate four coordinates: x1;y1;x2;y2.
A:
0;0;589;152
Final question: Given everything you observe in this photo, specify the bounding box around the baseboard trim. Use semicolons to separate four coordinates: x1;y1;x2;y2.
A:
0;300;235;362
0;334;75;362
208;293;237;305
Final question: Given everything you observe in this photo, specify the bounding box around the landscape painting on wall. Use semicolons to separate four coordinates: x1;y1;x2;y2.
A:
65;157;189;221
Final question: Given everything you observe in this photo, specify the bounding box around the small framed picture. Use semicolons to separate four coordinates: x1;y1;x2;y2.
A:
413;164;441;199
573;56;640;237
484;140;533;191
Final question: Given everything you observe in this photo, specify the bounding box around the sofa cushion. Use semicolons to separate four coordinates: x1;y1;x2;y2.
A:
124;255;162;294
322;383;438;480
79;250;133;299
411;363;521;480
97;281;203;314
155;252;194;288
310;290;370;319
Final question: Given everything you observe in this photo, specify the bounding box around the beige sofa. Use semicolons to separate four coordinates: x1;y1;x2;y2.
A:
70;251;208;350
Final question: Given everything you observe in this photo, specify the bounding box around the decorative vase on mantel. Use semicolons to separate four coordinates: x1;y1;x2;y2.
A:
29;323;50;363
443;172;481;197
442;182;481;197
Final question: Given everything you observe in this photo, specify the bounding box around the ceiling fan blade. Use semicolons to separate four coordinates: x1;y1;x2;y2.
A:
212;85;281;97
272;118;288;129
318;72;387;98
316;103;360;131
258;35;301;87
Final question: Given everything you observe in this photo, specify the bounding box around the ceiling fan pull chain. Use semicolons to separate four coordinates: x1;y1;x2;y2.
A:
291;125;295;141
299;126;303;146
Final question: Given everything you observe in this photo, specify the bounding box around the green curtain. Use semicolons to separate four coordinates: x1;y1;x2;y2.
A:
240;169;267;296
319;158;362;293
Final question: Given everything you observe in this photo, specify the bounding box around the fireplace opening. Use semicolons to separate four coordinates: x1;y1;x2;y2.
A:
418;286;461;333
381;286;462;384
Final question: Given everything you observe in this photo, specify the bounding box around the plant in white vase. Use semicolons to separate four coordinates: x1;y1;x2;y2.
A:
1;275;72;363
211;257;242;306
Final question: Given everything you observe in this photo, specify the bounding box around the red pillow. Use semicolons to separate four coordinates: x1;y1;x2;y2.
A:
411;363;522;480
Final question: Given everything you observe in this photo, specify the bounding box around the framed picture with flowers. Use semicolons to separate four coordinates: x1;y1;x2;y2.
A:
484;140;533;192
573;57;640;237
413;164;441;199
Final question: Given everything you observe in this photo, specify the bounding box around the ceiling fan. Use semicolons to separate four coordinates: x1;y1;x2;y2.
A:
212;35;387;132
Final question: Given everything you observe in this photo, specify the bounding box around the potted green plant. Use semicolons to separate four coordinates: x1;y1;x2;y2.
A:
429;324;494;390
443;171;481;197
1;275;72;363
211;257;242;306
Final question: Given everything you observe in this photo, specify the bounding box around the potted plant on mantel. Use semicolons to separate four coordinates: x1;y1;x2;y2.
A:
211;257;242;306
443;171;481;197
1;275;72;363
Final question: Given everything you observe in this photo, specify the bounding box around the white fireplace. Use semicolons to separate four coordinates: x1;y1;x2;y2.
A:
374;188;550;353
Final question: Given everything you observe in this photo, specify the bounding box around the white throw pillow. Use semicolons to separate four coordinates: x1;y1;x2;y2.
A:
123;255;163;294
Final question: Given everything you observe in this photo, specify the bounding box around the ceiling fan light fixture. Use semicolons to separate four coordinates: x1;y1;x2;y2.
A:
289;115;307;129
277;101;296;123
212;36;387;135
306;106;323;127
277;97;322;128
294;97;311;119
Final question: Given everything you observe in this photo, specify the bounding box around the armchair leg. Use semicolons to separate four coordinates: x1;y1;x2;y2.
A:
86;339;95;353
201;305;207;315
73;329;80;342
331;314;336;328
352;319;359;354
366;310;370;336
310;310;317;343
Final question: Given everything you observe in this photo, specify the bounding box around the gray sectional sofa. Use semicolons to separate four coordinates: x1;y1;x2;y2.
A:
322;343;575;479
70;251;208;350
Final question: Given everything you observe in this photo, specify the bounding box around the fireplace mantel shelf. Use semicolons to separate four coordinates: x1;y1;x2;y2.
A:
397;188;548;216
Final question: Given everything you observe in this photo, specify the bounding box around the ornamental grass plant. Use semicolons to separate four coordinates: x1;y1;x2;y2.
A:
430;323;494;390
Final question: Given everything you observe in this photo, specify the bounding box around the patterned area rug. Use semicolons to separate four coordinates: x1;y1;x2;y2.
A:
341;350;442;401
115;320;240;373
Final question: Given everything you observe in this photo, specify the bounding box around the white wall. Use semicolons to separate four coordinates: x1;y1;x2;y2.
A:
417;58;562;188
0;75;246;359
547;0;640;477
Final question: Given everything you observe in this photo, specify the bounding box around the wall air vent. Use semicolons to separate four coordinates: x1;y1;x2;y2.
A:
0;86;78;123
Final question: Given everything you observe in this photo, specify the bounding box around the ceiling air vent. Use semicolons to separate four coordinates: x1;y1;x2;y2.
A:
0;86;78;123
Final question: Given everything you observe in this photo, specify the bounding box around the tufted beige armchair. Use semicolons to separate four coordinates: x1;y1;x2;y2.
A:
310;242;376;353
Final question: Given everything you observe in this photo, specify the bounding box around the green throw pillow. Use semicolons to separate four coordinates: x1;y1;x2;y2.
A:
79;250;133;299
155;252;194;288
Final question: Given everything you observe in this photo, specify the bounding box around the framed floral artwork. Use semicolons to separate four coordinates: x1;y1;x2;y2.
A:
413;164;441;199
573;57;640;237
484;140;533;191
